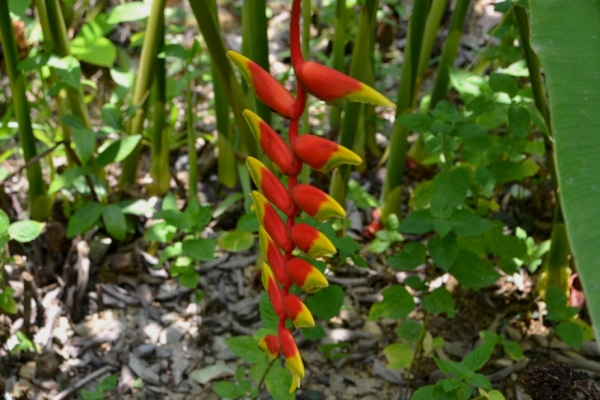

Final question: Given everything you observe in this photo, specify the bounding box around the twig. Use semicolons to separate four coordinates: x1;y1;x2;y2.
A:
0;141;63;185
404;310;429;399
254;358;277;399
52;365;115;400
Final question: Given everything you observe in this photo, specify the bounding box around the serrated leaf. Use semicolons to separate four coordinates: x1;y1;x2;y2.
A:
450;250;501;290
422;287;455;318
306;285;344;320
182;238;216;261
399;209;434;234
508;106;531;137
398;113;434;132
451;210;494;237
383;343;413;369
369;285;415;321
396;319;423;343
225;336;265;363
387;242;427;271
557;321;583;350
428;234;459;271
264;363;294;400
237;213;259;232
213;381;239;399
259;291;279;331
489;160;540;184
434;168;470;207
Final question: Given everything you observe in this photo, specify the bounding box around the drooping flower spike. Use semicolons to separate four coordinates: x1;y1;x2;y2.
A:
292;184;346;222
227;51;296;118
295;61;396;107
285;257;329;293
290;223;337;258
243;110;302;175
231;0;395;390
292;134;363;173
258;226;287;284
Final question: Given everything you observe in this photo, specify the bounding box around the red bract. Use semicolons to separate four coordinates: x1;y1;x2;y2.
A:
228;0;394;391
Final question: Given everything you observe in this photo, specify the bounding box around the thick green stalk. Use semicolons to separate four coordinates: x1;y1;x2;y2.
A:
429;0;471;108
329;0;347;129
514;5;571;295
186;66;199;201
380;0;430;222
149;8;170;196
189;0;257;158
329;0;379;206
119;0;167;187
43;0;91;129
299;0;312;183
246;0;272;125
0;4;49;220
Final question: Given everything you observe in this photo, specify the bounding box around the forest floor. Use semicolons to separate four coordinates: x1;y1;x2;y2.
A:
1;1;599;400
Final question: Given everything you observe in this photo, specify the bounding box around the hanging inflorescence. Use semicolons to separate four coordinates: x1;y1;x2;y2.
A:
227;0;394;392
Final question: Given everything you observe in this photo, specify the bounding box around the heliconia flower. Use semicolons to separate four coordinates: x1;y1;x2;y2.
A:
247;157;295;215
279;326;305;378
290;372;302;393
292;134;362;173
227;51;295;118
243;110;302;175
295;61;395;108
283;294;315;329
290;223;337;258
286;257;329;293
261;263;284;317
258;226;287;284
258;335;281;359
292;184;346;221
252;191;295;252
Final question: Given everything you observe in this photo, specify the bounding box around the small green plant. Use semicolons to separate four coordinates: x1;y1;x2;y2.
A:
80;374;118;400
545;286;594;350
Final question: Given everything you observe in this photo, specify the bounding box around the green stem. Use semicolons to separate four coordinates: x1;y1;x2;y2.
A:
380;0;430;222
43;0;91;129
416;0;449;90
149;7;170;196
246;0;272;125
186;66;198;201
299;0;312;183
119;0;167;187
0;3;49;220
329;0;347;129
329;0;379;206
189;0;257;158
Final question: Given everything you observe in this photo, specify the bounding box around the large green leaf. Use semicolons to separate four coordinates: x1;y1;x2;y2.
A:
529;1;600;337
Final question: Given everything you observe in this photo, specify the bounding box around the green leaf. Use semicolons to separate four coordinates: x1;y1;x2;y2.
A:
398;113;434;132
118;199;155;216
396;318;423;343
67;202;104;238
236;213;259;232
412;386;435;400
383;343;413;369
331;235;361;259
422;287;455;318
557;321;583;350
462;340;496;371
409;180;436;210
399;209;434;234
369;285;415;321
8;220;45;243
450;250;501;290
259;291;279;331
101;104;122;130
502;341;524;361
387;242;427;271
225;336;265;363
182;238;216;261
99;375;118;392
179;273;199;289
484;226;527;259
107;2;152;24
218;230;254;252
529;0;600;340
434;168;470;208
434;356;470;378
428;234;459;271
306;285;344;320
264;363;294;400
48;166;93;195
489;72;518;98
96;135;142;168
8;0;32;17
213;381;239;399
102;204;127;240
302;325;326;340
508;106;531;137
489;160;539;184
0;209;10;234
72;129;96;163
47;55;81;90
183;199;212;232
0;292;18;314
451;210;494;237
71;36;117;67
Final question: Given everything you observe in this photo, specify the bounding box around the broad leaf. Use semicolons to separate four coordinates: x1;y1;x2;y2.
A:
530;0;600;339
8;221;45;243
67;202;104;238
369;285;414;321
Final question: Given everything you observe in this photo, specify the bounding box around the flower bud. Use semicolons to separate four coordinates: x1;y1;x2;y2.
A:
292;134;362;173
283;294;315;328
261;263;284;317
258;226;287;284
279;326;305;378
252;191;294;252
290;223;336;258
247;157;295;215
258;335;281;359
286;257;329;293
292;184;346;221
